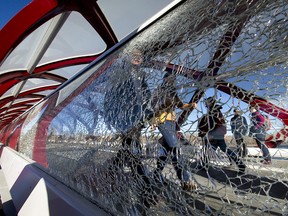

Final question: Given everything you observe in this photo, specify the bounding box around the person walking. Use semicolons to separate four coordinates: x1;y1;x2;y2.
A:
231;108;248;157
197;97;246;175
151;72;197;191
104;48;157;208
249;105;272;164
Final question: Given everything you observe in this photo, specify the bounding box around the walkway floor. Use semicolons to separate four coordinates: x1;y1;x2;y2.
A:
0;168;16;216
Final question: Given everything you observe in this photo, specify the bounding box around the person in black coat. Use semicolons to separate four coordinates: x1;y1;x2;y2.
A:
197;97;246;174
104;49;157;208
230;108;248;157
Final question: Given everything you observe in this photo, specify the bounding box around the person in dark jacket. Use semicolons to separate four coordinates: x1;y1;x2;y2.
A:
231;108;248;157
249;105;271;164
197;97;246;174
104;49;157;208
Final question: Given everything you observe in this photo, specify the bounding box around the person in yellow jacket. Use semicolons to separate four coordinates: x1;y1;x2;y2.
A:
152;72;197;191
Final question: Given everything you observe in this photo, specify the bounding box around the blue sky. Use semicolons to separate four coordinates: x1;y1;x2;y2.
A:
0;0;31;29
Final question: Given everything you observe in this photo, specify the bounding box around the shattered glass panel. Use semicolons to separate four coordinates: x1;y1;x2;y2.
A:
23;0;288;215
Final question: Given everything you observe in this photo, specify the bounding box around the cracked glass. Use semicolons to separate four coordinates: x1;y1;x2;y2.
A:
16;0;288;215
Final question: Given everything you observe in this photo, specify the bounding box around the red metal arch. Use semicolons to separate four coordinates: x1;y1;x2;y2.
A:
0;0;117;65
0;0;119;130
0;71;65;98
34;55;100;73
0;85;59;110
